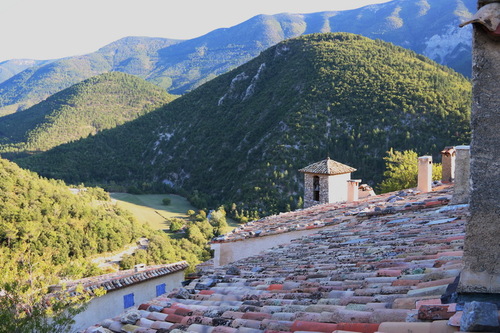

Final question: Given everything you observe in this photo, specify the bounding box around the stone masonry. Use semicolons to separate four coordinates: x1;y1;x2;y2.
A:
458;2;500;294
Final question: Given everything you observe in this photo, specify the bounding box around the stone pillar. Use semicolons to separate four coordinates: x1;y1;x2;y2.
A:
440;147;456;183
347;179;361;202
451;146;470;205
417;156;432;193
458;2;500;294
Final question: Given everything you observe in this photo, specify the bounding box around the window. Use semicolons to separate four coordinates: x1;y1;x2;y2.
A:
313;176;320;201
123;293;135;309
156;283;166;297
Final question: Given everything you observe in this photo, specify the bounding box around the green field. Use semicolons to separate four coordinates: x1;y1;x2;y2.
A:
110;193;195;230
110;192;241;234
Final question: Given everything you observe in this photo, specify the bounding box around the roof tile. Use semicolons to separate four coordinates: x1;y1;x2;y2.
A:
298;158;356;175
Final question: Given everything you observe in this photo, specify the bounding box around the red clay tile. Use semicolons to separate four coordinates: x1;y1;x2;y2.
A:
175;307;194;316
417;305;454;320
377;269;402;277
268;284;284;291
444;236;464;242
181;316;200;325
138;303;151;311
447;311;462;327
391;279;419;287
290;321;338;332
150;321;174;330
416;277;455;289
165;314;185;323
161;308;177;315
337;323;380;333
242;312;272;321
415;298;442;309
147;312;168;321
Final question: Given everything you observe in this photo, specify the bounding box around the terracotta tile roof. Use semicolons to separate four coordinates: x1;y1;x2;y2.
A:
63;261;189;294
298;157;356;175
212;186;450;243
84;185;475;333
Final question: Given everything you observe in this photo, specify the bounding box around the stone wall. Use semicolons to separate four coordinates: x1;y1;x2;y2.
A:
303;173;350;208
458;23;500;294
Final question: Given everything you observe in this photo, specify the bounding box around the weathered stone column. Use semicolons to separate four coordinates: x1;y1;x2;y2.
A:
440;147;456;183
458;1;500;294
417;156;432;193
451;146;471;205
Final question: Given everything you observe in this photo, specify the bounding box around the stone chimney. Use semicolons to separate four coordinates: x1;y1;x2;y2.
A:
457;1;500;295
417;156;432;193
451;146;470;205
440;146;456;183
347;179;361;202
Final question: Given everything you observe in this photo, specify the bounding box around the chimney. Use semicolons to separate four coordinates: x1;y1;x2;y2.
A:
417;156;432;193
440;146;456;183
347;179;361;202
451;146;470;205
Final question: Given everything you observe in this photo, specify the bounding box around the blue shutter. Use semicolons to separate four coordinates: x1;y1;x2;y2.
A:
156;283;166;296
123;293;134;309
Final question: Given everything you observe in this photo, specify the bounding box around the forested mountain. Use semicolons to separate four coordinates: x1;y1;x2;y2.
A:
0;72;176;158
0;0;474;115
0;38;180;116
17;33;471;215
0;157;144;276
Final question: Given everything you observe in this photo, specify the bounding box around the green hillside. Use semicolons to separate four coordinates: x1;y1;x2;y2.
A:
0;0;473;115
0;37;180;116
0;59;52;84
0;157;143;273
17;33;471;215
0;156;215;329
0;72;176;158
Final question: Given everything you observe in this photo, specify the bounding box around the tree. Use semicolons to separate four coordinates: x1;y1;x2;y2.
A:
0;246;102;333
379;149;419;193
168;218;184;232
162;198;171;206
378;149;442;193
209;206;228;236
185;225;206;246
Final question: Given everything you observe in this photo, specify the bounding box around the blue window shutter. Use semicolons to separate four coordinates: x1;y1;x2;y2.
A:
123;293;134;309
156;283;166;297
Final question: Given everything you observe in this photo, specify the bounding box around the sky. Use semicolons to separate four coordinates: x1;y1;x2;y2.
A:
0;0;392;63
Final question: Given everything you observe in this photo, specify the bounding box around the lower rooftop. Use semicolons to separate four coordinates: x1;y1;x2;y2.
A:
83;185;500;333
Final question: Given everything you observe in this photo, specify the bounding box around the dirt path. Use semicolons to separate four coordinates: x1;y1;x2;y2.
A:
91;238;149;269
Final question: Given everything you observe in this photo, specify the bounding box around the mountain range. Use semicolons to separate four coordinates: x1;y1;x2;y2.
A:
17;33;472;215
0;0;474;116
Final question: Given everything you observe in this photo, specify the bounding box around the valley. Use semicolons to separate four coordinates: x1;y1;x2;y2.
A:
0;1;476;330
